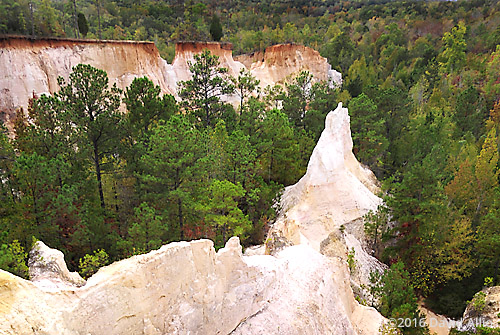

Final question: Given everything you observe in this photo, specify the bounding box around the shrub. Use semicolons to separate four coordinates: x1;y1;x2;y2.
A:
78;249;109;279
471;291;487;314
0;240;29;279
347;247;357;273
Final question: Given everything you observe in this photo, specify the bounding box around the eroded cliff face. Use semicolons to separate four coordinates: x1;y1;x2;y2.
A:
235;43;342;89
266;103;385;300
0;37;341;129
0;36;172;127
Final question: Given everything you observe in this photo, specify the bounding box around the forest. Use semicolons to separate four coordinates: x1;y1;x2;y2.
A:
2;0;500;333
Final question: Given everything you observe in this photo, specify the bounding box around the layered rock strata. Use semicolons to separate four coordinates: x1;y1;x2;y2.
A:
0;37;341;129
0;36;171;126
235;43;342;89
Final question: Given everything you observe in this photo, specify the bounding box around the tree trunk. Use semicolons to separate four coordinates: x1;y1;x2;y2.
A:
29;2;35;36
178;197;184;239
96;0;101;39
269;148;274;183
32;185;40;225
240;88;244;111
93;143;105;209
222;222;226;247
175;168;184;239
494;259;499;285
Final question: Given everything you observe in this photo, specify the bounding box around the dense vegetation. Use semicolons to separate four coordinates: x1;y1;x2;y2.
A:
0;55;336;273
2;0;500;332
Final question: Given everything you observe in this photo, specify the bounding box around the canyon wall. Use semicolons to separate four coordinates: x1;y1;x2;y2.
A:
235;43;342;89
0;37;341;129
0;36;172;127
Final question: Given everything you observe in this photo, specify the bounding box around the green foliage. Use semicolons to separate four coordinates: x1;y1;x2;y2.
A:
236;68;260;111
347;247;357;273
484;277;494;288
258;108;305;185
453;86;486;139
477;195;500;284
123;76;177;181
57;64;122;209
0;239;29;279
140;114;201;240
450;328;500;335
124;77;175;136
197;179;251;248
209;14;223;41
78;249;109;279
364;205;390;257
281;71;314;130
348;93;388;173
386;145;475;296
377;262;428;335
485;46;500;102
439;22;467;74
179;49;235;128
77;12;89;37
123;203;167;255
471;291;487;314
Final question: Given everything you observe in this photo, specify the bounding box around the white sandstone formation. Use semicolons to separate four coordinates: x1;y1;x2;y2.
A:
0;237;384;335
28;241;85;291
0;37;341;130
460;286;500;331
266;102;386;299
266;102;381;250
235;43;342;89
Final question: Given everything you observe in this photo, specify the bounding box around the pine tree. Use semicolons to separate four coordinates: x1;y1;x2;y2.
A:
140;115;201;240
209;14;223;42
124;203;167;254
197;179;250;248
236;68;260;111
124;77;176;138
77;12;88;37
179;50;235;128
57;64;122;209
348;93;388;173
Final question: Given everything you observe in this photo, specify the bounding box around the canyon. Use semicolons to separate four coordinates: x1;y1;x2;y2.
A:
0;102;387;334
0;36;473;335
